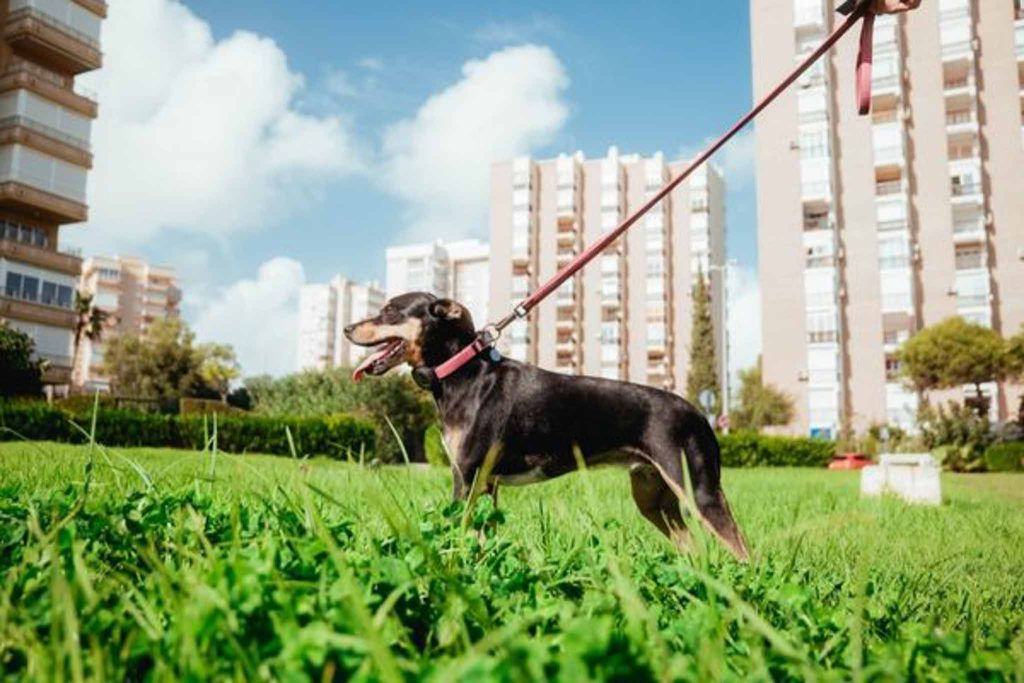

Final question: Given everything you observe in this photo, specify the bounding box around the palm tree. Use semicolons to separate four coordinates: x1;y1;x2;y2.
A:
71;291;110;387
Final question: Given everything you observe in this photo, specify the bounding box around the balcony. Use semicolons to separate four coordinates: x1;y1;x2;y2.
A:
0;236;81;275
877;218;907;232
943;76;975;98
875;180;905;198
950;181;983;205
941;40;973;63
0;60;96;119
0;291;75;328
871;73;901;97
4;3;103;75
0;115;92;166
945;110;978;136
0;180;86;223
953;218;986;245
873;144;904;169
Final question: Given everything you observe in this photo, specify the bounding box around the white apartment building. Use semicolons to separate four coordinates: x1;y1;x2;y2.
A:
385;238;490;326
296;276;385;372
752;0;1024;436
490;148;729;402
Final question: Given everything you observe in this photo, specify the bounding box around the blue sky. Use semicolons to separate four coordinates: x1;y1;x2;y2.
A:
72;0;762;376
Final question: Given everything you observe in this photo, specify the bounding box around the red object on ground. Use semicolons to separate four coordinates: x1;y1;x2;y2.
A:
828;453;874;470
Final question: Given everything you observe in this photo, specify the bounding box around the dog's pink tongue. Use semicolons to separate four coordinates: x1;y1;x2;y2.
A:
352;341;398;382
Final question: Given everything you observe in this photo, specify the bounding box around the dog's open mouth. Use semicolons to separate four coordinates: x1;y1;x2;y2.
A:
352;338;405;382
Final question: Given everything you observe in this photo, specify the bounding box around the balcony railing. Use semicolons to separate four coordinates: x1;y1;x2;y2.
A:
877;219;907;231
876;180;905;196
2;57;65;87
946;110;975;126
879;256;910;270
7;5;100;48
951;182;982;197
874;145;904;165
957;294;989;309
941;40;973;59
806;255;836;269
0;115;90;151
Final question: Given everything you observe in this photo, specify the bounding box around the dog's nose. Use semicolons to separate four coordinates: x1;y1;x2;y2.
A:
344;323;357;335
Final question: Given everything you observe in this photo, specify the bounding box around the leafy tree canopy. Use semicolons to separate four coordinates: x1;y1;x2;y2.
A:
0;321;44;398
731;358;795;431
897;317;1007;395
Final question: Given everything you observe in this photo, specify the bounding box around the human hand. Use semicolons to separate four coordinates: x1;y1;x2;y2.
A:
872;0;922;14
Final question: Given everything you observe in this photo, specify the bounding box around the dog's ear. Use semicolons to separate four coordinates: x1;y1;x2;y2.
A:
428;299;464;321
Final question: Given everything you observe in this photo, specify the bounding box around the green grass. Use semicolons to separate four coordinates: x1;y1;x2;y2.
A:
1;441;1023;681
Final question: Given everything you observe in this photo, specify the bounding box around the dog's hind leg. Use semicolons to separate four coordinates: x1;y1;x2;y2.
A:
644;419;750;561
629;463;691;551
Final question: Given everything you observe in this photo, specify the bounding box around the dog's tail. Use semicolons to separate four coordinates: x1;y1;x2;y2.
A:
679;415;750;561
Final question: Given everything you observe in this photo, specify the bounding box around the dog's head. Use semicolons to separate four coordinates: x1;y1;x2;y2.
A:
344;292;475;381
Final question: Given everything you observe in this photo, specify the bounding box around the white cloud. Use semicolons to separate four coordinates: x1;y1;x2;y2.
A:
357;57;384;72
680;128;756;190
380;44;570;241
74;0;364;251
191;258;306;378
727;264;762;392
472;16;563;45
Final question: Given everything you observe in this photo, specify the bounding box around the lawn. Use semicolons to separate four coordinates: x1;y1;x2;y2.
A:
1;441;1022;681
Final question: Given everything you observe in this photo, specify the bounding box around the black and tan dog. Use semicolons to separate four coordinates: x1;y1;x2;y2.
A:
345;292;749;560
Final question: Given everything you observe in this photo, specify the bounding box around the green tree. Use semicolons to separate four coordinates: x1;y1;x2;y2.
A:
898;317;1007;416
731;358;795;431
1006;325;1024;424
103;318;207;402
686;271;719;414
0;321;44;398
71;291;109;384
198;343;240;403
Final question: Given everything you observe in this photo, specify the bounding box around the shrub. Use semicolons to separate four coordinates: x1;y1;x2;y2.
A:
984;442;1024;472
180;397;245;417
0;401;376;460
246;370;437;463
718;432;834;468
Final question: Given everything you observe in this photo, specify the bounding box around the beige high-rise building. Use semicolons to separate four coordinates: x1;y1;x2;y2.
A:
75;256;181;391
0;0;105;387
752;0;1024;436
490;148;729;402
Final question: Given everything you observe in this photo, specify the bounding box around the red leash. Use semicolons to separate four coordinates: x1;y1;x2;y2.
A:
434;2;875;382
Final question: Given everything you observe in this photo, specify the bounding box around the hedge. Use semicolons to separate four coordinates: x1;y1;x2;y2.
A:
0;401;377;460
983;442;1024;472
718;432;835;468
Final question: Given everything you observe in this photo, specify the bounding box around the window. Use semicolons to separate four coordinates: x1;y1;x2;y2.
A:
57;286;72;309
807;311;837;343
40;281;56;305
5;272;21;297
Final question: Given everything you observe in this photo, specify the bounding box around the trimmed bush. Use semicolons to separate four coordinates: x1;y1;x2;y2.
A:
179;397;246;417
984;442;1024;473
718;432;835;468
0;401;376;460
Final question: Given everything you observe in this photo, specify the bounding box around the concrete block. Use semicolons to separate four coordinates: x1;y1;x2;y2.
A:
860;453;942;505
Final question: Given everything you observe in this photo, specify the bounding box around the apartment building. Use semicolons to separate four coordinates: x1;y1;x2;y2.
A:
752;0;1024;437
489;148;729;401
385;238;490;326
296;276;385;372
0;0;105;387
75;255;181;390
